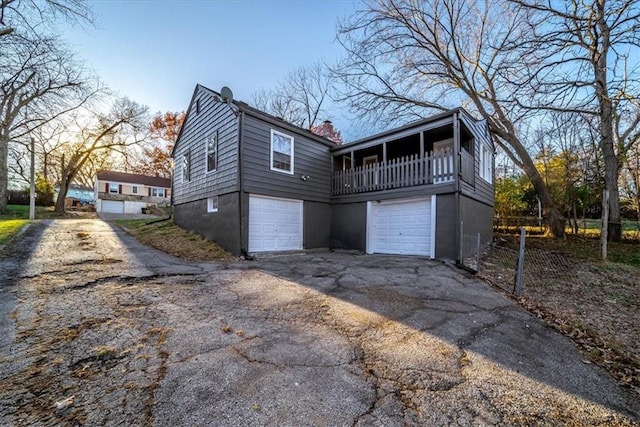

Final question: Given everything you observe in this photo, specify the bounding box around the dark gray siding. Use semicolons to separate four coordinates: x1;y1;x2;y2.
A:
173;89;239;205
435;194;457;260
460;195;494;258
330;202;367;251
331;182;456;204
242;115;331;203
304;201;331;249
173;192;241;255
459;113;494;206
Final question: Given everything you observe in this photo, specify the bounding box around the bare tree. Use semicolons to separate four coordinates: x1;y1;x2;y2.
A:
510;0;640;241
621;144;640;225
0;0;93;39
0;0;94;212
0;33;95;212
54;98;148;213
252;62;333;129
333;0;567;236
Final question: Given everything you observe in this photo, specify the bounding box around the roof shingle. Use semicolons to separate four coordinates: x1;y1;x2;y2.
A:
96;171;171;188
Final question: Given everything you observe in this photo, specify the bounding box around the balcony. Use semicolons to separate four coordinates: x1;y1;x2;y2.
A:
333;150;461;196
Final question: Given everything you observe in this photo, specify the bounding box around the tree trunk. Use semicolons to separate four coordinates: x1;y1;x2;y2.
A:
597;69;621;241
522;157;565;236
496;126;566;237
594;2;622;242
54;176;68;214
0;136;8;213
55;165;75;214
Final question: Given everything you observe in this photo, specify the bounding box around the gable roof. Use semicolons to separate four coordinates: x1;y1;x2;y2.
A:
96;171;171;188
172;84;336;157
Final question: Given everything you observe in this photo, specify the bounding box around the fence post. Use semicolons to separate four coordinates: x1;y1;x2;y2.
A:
475;233;482;272
514;227;525;297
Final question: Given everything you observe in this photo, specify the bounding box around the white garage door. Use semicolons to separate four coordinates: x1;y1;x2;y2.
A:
367;197;435;257
101;200;124;214
249;195;303;252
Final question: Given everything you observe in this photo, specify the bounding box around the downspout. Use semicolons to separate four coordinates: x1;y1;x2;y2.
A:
170;172;174;220
237;111;246;256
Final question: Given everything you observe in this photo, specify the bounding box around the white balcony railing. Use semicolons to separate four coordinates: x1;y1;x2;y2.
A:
332;150;455;196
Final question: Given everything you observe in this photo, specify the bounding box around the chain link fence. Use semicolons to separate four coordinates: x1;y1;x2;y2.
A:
460;231;592;296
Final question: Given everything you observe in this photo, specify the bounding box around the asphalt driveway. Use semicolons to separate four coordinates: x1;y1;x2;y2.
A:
0;219;638;426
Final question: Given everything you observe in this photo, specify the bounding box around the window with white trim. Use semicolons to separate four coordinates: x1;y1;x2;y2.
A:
182;151;191;182
479;144;493;183
206;131;218;173
270;129;294;174
151;188;163;197
109;183;119;194
207;196;218;213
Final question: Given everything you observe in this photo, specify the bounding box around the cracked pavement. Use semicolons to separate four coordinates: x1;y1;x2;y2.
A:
0;219;638;426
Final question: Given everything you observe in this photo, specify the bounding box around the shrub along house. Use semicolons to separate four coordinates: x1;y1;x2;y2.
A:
172;84;494;261
94;171;171;214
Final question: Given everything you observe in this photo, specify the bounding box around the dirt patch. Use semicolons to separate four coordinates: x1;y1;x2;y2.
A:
481;235;640;394
116;219;235;262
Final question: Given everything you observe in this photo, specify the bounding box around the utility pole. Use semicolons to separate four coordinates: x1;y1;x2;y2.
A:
29;137;35;220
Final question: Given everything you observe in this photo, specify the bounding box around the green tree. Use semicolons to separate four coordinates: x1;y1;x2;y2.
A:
494;175;532;226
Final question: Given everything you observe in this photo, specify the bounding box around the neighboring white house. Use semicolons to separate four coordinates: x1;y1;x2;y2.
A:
94;171;171;214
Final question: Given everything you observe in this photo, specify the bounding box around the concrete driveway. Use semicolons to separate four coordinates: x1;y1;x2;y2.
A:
0;219;638;426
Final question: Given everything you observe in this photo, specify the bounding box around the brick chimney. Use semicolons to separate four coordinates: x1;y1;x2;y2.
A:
320;120;335;138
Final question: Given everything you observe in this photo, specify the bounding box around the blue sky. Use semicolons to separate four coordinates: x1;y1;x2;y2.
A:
64;0;359;137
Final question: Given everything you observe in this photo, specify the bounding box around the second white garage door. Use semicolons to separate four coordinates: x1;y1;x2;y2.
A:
101;200;124;214
367;197;435;257
249;195;303;252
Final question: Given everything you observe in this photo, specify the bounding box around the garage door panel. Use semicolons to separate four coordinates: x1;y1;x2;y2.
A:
102;200;124;214
249;196;303;252
369;197;433;257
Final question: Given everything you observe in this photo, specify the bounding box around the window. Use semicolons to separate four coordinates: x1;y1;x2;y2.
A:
151;188;163;197
207;196;218;213
270;129;294;174
132;186;138;194
182;151;191;182
206;131;218;172
109;183;119;194
479;144;493;183
363;155;378;167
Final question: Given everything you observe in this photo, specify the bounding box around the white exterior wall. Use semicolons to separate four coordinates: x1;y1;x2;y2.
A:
124;201;149;214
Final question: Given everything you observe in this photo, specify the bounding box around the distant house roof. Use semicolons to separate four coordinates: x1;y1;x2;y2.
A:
96;171;171;188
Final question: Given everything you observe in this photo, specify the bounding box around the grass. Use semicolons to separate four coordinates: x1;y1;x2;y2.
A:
114;218;235;262
0;204;89;248
495;218;640;240
0;204;66;220
500;232;640;267
0;219;29;244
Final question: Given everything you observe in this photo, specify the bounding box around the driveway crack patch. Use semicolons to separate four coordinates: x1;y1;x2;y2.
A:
59;274;169;292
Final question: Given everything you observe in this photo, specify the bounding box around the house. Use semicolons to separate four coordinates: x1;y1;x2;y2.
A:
55;185;94;208
330;109;494;260
172;84;494;262
94;171;171;214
